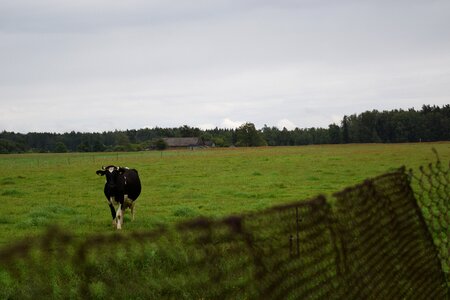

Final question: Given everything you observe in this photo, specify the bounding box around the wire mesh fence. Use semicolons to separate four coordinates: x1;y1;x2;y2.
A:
409;150;449;286
0;162;448;299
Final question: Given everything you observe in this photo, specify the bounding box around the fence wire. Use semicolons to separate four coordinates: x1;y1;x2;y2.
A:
0;164;448;299
409;150;449;286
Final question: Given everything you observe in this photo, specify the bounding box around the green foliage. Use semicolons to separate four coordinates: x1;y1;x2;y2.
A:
54;142;68;153
328;124;341;144
154;138;168;150
0;105;449;153
341;116;350;143
92;141;106;152
77;141;90;152
235;122;267;147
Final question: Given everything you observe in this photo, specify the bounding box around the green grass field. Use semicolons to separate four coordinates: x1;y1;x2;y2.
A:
0;142;449;247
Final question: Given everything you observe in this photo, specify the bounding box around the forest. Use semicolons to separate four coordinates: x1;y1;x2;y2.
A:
0;105;449;153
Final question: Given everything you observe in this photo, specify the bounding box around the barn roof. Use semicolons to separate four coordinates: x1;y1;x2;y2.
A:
163;137;202;147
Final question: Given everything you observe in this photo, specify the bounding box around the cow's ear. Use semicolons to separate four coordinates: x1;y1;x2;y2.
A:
118;167;127;174
96;170;106;176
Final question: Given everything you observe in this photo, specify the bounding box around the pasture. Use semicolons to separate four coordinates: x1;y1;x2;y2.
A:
0;142;449;246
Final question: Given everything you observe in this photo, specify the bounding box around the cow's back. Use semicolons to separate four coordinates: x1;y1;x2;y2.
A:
124;169;141;200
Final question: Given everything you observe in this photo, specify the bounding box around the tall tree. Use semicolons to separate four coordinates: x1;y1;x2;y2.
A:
328;124;341;144
341;116;350;143
235;123;267;147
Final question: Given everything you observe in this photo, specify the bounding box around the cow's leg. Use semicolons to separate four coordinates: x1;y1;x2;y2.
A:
109;204;116;219
119;208;123;229
131;201;136;221
116;203;123;230
108;198;117;227
124;195;135;221
110;204;117;227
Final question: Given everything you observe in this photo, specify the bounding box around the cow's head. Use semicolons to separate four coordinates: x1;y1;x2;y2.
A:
96;166;126;193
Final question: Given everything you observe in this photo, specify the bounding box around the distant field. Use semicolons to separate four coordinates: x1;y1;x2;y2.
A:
0;142;449;246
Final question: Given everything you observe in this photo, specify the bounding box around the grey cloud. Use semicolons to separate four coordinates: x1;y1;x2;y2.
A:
0;0;449;133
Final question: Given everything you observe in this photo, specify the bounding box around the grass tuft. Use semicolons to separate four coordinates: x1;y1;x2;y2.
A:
173;207;197;218
1;189;24;197
1;178;15;185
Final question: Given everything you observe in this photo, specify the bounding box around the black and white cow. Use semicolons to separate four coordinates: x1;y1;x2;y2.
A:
96;165;141;229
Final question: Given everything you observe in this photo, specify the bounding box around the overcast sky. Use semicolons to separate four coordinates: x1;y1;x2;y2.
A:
1;0;449;133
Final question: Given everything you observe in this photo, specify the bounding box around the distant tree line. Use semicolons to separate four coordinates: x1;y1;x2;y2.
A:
0;105;448;154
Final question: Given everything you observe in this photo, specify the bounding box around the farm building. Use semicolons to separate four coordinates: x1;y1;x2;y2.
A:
163;137;208;149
